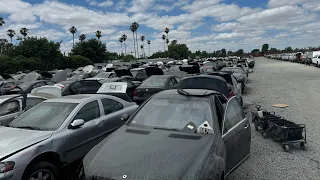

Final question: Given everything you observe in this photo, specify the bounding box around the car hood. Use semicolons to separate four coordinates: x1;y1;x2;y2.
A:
84;126;217;179
0;126;52;160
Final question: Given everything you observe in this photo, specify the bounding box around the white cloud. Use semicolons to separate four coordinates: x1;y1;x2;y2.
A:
267;0;309;8
127;0;155;13
0;0;35;22
87;0;114;7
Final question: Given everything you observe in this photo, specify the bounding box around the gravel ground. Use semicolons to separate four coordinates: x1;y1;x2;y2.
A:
227;57;320;180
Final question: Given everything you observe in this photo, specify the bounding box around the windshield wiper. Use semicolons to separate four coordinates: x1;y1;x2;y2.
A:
13;126;42;130
153;127;180;131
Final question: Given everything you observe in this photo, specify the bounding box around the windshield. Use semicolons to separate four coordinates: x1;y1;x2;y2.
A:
70;74;84;80
9;102;77;131
140;76;167;87
17;82;33;91
222;67;243;73
129;98;213;132
94;72;111;78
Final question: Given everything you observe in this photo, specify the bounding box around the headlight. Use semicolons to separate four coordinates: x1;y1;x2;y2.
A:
0;161;15;173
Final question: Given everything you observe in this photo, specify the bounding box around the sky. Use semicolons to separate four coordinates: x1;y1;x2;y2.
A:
0;0;320;55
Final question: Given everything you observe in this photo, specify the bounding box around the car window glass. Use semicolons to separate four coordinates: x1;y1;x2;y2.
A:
73;100;100;122
101;98;123;115
118;79;134;88
0;100;20;116
46;81;55;85
223;98;242;133
81;81;101;93
69;82;82;94
26;97;45;110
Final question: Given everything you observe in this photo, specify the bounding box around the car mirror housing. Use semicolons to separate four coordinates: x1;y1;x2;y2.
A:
121;114;129;121
69;119;85;129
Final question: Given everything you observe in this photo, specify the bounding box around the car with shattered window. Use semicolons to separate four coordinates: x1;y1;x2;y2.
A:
0;94;138;180
82;75;251;180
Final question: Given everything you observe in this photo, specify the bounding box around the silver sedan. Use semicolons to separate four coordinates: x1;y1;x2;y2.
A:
0;94;138;180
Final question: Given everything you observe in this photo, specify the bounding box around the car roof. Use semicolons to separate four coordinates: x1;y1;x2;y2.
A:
152;89;219;100
44;94;107;103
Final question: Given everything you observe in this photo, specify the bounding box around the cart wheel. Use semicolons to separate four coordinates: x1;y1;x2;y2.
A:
262;132;268;139
300;142;306;150
254;122;259;131
283;145;290;152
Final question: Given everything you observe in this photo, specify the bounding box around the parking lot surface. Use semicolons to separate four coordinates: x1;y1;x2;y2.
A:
228;57;320;180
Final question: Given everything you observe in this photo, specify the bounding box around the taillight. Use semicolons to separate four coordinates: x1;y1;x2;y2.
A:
228;92;236;99
10;85;15;89
134;90;137;96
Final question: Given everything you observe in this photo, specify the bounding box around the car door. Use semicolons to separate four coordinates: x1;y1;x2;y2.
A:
99;98;126;134
66;100;105;163
0;99;22;126
222;96;250;174
231;75;241;98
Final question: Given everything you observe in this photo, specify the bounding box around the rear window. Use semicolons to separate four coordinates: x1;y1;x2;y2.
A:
140;77;167;87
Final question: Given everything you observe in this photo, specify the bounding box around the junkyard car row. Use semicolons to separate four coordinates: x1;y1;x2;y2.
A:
0;57;255;180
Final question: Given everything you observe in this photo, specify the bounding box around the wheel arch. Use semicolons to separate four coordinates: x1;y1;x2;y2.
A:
24;151;61;172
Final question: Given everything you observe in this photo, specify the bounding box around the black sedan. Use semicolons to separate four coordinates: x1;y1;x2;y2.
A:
133;75;180;104
82;75;251;180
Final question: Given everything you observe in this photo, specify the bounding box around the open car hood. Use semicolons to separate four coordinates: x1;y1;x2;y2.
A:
114;69;133;77
145;67;164;76
0;74;14;80
51;69;71;83
179;65;200;74
22;72;40;82
177;75;229;97
39;71;53;80
83;65;94;73
31;86;62;98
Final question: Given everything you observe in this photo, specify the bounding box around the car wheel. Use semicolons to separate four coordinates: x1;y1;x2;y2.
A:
23;161;58;180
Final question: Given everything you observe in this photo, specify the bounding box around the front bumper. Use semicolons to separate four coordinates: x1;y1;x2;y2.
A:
0;166;26;180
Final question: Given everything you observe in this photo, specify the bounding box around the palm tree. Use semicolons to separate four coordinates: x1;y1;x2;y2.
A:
95;30;102;40
130;24;137;58
7;29;15;43
69;26;77;46
16;36;23;41
166;38;169;50
122;34;127;55
132;22;139;58
162;34;166;51
165;27;170;41
119;37;124;54
20;27;29;38
0;17;5;27
140;35;145;58
147;40;151;57
140;45;144;58
79;34;86;43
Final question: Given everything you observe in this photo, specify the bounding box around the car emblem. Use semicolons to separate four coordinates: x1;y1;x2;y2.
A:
146;89;148;91
123;175;127;179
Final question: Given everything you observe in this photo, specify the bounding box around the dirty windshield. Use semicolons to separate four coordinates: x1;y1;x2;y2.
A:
0;0;317;179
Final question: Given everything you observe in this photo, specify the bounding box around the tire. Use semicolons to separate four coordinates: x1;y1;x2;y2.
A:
283;144;290;152
300;142;306;150
22;161;58;180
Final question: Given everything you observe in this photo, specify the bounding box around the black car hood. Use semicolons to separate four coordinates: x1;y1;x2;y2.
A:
84;126;217;179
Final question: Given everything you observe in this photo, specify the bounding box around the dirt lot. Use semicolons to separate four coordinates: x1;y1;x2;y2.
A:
228;57;320;180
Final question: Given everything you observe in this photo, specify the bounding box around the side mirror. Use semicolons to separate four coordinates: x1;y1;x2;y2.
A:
69;119;85;129
121;114;129;121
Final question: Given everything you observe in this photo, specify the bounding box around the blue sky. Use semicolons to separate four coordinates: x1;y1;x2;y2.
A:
1;0;320;54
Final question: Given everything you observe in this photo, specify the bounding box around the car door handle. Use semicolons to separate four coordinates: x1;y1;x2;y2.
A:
244;123;250;129
97;123;103;127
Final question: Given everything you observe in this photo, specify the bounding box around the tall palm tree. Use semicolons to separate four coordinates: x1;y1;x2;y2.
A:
7;29;15;43
162;34;166;51
140;35;145;58
20;27;29;38
79;34;86;43
95;30;102;40
0;17;5;27
165;27;170;41
119;37;124;55
166;38;169;50
130;24;137;58
140;45;144;58
147;40;151;57
122;34;127;55
69;26;77;46
132;22;139;58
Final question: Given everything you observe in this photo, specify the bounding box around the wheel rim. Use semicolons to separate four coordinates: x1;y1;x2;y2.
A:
29;169;54;180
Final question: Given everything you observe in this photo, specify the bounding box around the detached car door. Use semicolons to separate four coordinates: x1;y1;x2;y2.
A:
222;96;250;175
66;100;105;163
